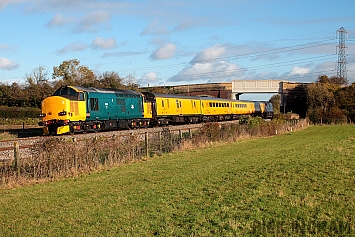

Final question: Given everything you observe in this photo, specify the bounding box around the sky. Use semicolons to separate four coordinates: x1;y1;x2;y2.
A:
0;0;355;100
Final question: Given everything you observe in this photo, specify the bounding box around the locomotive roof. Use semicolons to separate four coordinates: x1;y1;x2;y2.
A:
142;92;201;100
142;92;232;101
72;86;142;96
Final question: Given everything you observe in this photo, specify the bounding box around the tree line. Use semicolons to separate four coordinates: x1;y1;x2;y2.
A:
278;75;355;124
0;59;141;109
0;59;354;124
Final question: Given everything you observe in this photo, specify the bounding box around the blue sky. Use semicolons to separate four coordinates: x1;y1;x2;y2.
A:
1;0;355;97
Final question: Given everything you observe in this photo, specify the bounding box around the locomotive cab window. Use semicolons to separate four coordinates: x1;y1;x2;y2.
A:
78;92;84;101
53;86;82;100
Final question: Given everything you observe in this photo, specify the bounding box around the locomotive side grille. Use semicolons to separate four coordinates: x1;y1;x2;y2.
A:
70;101;79;116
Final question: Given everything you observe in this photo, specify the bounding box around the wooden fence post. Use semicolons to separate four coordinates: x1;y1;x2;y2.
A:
14;141;20;174
189;128;192;139
159;131;162;151
130;133;135;159
145;132;149;157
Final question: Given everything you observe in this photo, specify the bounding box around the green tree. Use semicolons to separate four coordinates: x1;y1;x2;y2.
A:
98;71;124;89
307;78;345;124
269;94;280;115
317;74;348;86
336;83;355;123
52;59;97;87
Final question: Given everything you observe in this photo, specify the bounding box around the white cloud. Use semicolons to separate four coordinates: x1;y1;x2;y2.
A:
150;43;176;60
0;0;26;9
169;61;242;83
102;51;145;58
0;44;10;51
138;72;159;86
46;14;75;27
173;18;200;31
74;10;111;33
142;72;158;80
0;57;20;70
92;37;116;50
290;66;310;75
191;44;226;63
56;41;88;54
140;20;170;35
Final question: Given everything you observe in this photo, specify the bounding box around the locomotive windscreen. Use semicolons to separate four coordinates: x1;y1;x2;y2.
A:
52;86;84;101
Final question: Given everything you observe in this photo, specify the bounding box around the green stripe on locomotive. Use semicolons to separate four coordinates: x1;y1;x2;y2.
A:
75;87;144;121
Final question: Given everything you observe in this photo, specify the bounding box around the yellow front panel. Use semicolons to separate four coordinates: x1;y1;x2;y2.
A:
41;96;86;122
260;103;266;113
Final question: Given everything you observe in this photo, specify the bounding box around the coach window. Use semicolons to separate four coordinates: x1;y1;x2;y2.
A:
162;100;164;107
176;100;179;108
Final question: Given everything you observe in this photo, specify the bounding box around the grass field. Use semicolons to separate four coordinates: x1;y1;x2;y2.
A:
0;125;354;236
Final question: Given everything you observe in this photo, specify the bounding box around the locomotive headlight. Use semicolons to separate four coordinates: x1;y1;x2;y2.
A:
58;111;67;116
39;113;46;117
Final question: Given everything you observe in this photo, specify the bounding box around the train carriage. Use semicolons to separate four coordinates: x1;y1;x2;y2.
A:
142;92;202;125
231;100;255;118
199;97;232;121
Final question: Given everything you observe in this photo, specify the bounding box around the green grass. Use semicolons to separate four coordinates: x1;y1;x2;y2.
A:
1;125;355;236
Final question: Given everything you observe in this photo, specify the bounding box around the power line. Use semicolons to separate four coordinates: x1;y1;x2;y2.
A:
155;55;336;81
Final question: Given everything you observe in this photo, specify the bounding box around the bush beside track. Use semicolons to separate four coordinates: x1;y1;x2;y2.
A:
0;106;40;120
